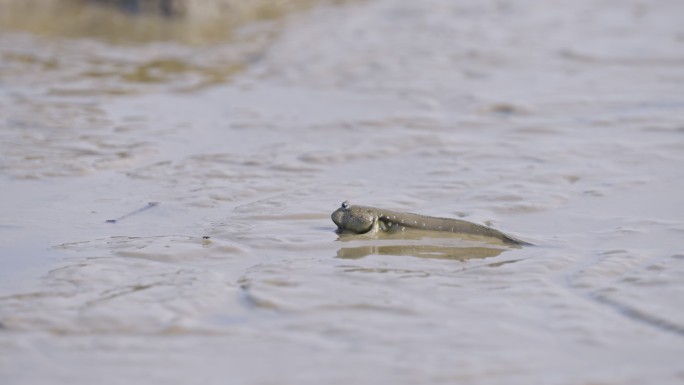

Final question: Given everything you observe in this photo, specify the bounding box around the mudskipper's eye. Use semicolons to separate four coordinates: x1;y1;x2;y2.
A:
341;201;350;209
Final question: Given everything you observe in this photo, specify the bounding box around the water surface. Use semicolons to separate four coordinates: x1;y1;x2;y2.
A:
1;0;684;384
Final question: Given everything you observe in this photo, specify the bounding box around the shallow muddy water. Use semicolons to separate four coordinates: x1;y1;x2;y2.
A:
1;0;684;384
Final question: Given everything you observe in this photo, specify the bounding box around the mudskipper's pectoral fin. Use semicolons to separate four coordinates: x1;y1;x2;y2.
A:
358;216;378;234
377;216;396;232
378;218;388;232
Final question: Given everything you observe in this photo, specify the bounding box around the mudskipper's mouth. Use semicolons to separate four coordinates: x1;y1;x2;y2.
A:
330;210;345;229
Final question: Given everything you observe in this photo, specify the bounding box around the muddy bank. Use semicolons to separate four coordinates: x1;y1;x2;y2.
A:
0;0;323;43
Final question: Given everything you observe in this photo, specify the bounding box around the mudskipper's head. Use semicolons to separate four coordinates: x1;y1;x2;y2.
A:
331;201;377;234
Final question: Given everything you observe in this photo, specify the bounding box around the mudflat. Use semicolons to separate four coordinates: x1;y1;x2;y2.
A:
1;1;684;384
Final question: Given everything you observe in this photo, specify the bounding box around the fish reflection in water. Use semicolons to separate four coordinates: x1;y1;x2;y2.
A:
336;244;506;260
334;220;523;261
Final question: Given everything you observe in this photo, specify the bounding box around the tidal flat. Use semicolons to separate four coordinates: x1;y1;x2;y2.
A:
1;0;684;384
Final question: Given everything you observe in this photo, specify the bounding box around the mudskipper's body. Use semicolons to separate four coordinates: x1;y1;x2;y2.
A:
331;201;530;246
